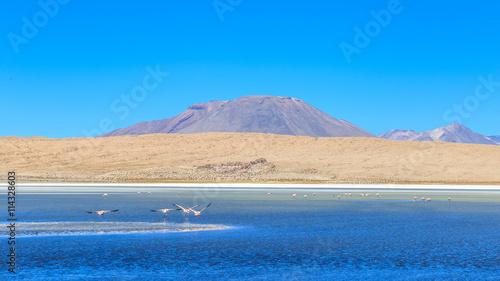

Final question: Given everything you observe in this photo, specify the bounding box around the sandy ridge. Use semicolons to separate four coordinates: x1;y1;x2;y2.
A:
1;132;500;184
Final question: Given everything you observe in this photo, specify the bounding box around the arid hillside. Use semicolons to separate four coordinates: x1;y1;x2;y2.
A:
2;133;500;184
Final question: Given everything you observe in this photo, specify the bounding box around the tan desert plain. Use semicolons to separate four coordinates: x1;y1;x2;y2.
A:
2;132;500;184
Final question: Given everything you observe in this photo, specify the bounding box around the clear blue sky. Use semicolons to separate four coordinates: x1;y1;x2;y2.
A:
1;0;499;138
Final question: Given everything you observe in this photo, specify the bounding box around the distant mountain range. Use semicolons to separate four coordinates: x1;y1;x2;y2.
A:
378;123;499;145
101;95;374;138
100;95;497;145
488;135;500;143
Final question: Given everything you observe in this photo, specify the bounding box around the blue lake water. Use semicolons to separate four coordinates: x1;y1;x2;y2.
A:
2;187;500;280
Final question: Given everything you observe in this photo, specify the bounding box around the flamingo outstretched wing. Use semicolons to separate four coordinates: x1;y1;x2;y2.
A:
151;208;181;212
173;204;188;211
199;203;212;212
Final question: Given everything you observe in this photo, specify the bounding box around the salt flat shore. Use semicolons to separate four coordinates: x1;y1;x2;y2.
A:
4;182;500;191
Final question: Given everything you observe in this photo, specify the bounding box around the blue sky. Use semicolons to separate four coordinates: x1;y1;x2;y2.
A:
1;0;499;138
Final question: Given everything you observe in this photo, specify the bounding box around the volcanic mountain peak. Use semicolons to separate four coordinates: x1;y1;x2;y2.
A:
100;95;374;138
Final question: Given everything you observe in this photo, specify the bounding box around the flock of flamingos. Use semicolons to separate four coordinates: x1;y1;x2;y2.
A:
282;192;451;204
88;191;452;219
87;191;211;219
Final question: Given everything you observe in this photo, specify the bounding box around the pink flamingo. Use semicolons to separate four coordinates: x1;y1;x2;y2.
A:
173;204;200;214
87;209;118;218
192;203;212;216
151;208;181;220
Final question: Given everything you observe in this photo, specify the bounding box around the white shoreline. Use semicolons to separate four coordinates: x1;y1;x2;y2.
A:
2;182;500;191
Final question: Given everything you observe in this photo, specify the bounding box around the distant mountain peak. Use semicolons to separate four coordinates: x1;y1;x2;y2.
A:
487;135;500;144
100;95;374;138
377;129;420;141
379;123;498;145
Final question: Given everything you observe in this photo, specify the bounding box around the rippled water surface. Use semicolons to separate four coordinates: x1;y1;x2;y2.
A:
2;186;500;280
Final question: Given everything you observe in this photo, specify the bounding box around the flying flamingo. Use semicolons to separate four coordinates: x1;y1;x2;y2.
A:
191;203;212;216
173;204;200;214
151;208;181;220
87;209;119;218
